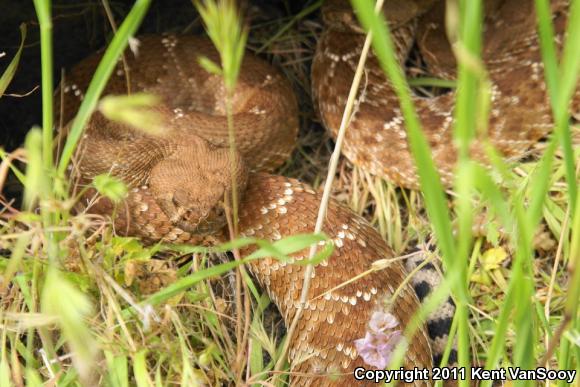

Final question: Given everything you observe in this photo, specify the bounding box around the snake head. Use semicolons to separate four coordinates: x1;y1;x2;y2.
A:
150;135;248;235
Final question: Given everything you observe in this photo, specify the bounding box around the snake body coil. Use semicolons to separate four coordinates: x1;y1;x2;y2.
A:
313;0;577;188
63;34;431;386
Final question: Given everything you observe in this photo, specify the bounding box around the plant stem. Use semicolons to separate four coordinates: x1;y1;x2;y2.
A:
32;0;54;172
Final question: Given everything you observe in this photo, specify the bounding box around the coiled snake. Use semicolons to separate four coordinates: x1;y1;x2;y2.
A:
313;0;577;188
59;0;576;385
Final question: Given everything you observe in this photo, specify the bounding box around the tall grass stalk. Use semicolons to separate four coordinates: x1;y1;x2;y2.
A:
31;0;60;287
195;0;247;236
535;0;579;212
25;3;69;378
195;0;250;379
350;0;456;265
32;0;54;171
452;0;484;380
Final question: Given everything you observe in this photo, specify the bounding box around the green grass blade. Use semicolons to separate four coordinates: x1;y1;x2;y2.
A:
127;233;331;316
41;268;96;380
23;129;49;210
553;0;580;210
349;2;474;381
133;350;153;387
558;184;580;372
534;0;559;108
453;0;482;155
255;0;323;53
452;1;484;377
349;0;456;264
0;24;26;98
535;0;579;211
124;259;242;316
56;0;151;179
557;0;580;111
31;0;54;171
407;77;456;88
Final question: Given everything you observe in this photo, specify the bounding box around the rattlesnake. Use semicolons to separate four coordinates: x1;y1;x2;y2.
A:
58;1;576;386
313;0;577;188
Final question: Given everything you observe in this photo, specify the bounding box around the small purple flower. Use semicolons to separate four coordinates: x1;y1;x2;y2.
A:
354;311;405;369
356;344;390;369
354;332;389;369
368;311;399;333
354;331;404;369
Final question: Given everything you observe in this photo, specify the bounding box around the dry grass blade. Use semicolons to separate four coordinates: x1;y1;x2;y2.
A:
273;0;387;377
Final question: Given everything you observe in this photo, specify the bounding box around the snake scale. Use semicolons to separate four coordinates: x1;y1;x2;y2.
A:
57;0;577;385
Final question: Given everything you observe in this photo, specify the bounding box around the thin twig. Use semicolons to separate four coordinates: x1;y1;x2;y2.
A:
101;0;132;94
538;313;572;367
225;69;251;382
543;161;580;364
273;0;386;376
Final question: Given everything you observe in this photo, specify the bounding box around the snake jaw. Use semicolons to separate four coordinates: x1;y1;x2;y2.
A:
169;204;187;224
154;187;227;235
155;194;197;232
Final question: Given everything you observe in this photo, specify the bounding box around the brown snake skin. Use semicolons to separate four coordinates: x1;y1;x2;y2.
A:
313;0;578;188
58;1;577;386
